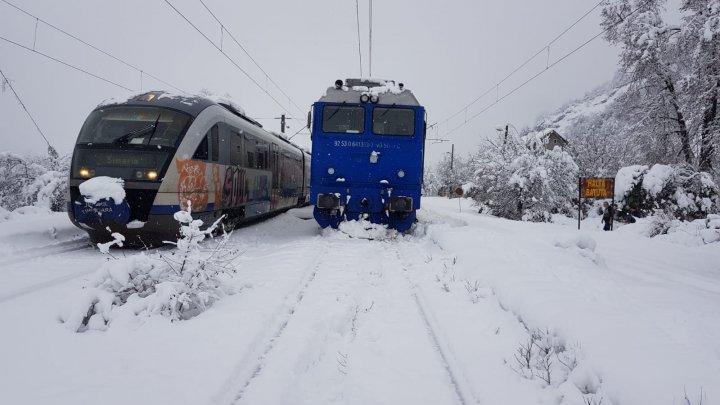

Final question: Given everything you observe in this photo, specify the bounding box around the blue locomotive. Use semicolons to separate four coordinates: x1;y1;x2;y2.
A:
309;79;425;232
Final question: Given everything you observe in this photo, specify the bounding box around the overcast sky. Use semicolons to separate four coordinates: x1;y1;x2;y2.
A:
0;0;621;165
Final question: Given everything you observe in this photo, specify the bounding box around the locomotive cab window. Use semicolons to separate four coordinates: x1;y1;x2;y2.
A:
372;107;415;136
322;105;365;134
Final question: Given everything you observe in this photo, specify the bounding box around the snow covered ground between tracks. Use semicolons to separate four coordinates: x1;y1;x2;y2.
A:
0;198;718;405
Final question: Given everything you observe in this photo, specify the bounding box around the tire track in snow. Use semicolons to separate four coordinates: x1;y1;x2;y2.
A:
210;241;330;405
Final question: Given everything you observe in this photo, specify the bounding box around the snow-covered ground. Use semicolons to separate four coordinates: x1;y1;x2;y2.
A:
0;197;718;405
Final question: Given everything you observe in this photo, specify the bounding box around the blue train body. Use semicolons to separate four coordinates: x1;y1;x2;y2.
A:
310;79;425;232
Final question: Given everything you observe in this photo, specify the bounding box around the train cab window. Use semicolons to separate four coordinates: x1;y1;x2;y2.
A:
372;108;415;136
77;106;191;147
322;105;365;134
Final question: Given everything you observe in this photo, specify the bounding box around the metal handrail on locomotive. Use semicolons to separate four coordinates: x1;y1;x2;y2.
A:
68;91;311;245
310;79;425;232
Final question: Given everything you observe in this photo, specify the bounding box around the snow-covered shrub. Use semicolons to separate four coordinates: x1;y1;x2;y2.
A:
471;135;579;222
615;164;719;220
650;214;720;245
0;152;69;211
62;203;240;332
510;328;578;387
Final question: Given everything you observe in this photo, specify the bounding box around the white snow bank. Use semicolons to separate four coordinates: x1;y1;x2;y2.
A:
79;177;125;204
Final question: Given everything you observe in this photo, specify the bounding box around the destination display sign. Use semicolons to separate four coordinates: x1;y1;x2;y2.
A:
580;177;614;199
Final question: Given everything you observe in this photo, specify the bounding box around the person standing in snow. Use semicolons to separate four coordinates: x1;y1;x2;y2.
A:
601;201;614;231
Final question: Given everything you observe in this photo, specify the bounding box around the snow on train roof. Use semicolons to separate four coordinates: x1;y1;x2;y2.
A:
96;91;251;119
319;78;421;106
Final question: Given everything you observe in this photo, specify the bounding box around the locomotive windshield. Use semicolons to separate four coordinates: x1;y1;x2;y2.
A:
322;105;364;134
372;107;415;136
77;106;191;147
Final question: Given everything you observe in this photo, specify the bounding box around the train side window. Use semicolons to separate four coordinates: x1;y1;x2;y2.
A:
245;134;255;168
193;136;209;160
372;108;415;136
230;131;244;165
322;105;365;134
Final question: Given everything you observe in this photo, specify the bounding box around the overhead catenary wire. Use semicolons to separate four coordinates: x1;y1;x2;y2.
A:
0;0;189;94
163;0;300;123
0;65;55;153
0;34;134;91
438;0;609;130
198;0;306;116
444;0;654;138
0;0;188;94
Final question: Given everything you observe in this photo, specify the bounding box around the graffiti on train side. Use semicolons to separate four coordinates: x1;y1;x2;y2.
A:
222;166;270;208
176;159;208;211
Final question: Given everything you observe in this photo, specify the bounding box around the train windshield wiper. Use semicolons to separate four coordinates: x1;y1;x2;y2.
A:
113;115;161;144
379;103;397;118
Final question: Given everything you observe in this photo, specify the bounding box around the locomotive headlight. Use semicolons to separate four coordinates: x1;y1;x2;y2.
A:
370;94;379;104
147;170;158;180
79;168;91;177
327;167;335;175
135;170;144;179
397;170;406;178
360;94;370;103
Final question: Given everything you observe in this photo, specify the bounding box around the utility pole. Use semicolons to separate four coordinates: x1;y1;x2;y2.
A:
369;0;373;77
450;143;454;171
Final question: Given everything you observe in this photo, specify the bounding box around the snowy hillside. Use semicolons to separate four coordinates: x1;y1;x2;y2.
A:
528;74;627;144
0;198;717;405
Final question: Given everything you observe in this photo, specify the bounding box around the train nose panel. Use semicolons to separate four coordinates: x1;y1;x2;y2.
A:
73;197;131;225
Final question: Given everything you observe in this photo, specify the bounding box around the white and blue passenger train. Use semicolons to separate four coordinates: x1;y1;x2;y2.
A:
68;91;310;245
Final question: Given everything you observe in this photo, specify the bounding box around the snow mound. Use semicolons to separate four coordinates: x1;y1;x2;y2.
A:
554;234;597;251
334;219;398;240
79;177;125;205
554;234;604;265
653;214;720;246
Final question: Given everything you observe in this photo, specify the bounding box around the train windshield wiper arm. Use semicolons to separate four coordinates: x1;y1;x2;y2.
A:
144;114;162;144
113;115;160;144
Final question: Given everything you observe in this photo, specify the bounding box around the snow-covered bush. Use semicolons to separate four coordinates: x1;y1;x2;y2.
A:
0;152;69;211
61;203;240;332
615;164;718;220
470;135;579;222
509;328;578;387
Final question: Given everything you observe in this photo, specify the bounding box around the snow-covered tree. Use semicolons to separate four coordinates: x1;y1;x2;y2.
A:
678;0;720;172
0;152;69;211
602;0;695;165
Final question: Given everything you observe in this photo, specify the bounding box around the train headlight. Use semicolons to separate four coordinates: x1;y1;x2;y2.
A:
327;167;335;175
397;170;406;178
135;170;144;179
317;193;340;209
79;168;91;177
360;94;370;103
147;170;158;180
370;94;379;104
389;196;413;213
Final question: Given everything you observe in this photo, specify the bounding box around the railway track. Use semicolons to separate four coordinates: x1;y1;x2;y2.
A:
0;238;93;266
210;242;330;405
394;240;480;405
